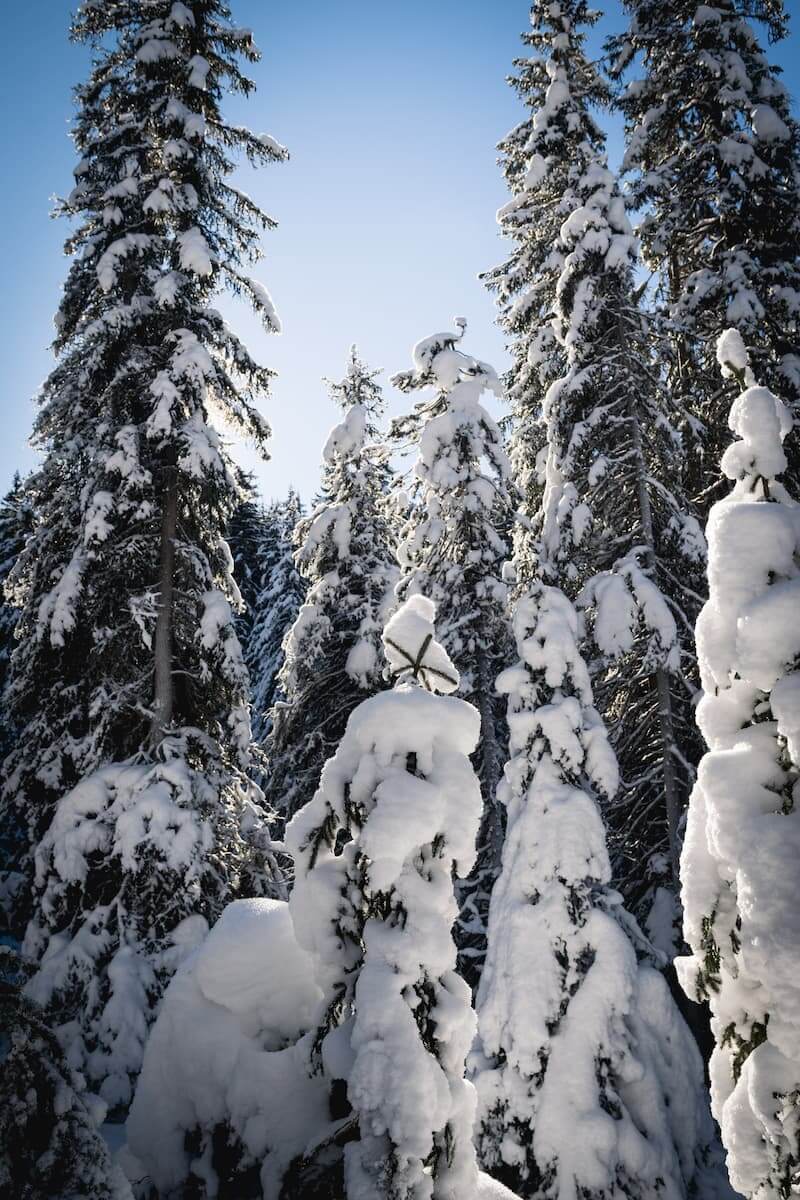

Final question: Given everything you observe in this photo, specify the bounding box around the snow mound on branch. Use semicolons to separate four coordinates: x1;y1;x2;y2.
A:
323;403;367;463
382;595;460;693
127;899;327;1198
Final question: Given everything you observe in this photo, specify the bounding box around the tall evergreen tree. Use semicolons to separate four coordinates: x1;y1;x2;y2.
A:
609;0;800;511
1;0;285;1106
391;321;514;985
495;2;705;938
227;476;270;650
472;582;722;1200
282;596;484;1200
679;330;800;1199
480;2;604;574
245;489;306;742
266;348;397;822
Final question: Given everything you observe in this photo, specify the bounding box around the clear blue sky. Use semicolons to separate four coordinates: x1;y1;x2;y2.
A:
0;1;797;504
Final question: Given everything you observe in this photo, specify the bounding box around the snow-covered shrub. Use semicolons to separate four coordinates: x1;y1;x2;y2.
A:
678;331;800;1198
22;738;259;1110
3;0;286;1107
127;898;327;1199
282;595;486;1199
0;946;133;1200
472;582;723;1199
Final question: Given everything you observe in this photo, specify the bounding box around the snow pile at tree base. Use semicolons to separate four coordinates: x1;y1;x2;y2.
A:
127;899;328;1198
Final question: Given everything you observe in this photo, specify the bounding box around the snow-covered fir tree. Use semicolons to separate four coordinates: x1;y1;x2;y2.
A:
0;474;33;937
471;582;724;1200
481;0;607;573
282;595;485;1200
227;478;271;649
510;5;706;937
245;488;306;742
227;487;306;742
0;0;285;1108
391;321;514;984
0;474;32;760
0;947;133;1200
610;0;800;508
678;330;800;1199
266;348;397;822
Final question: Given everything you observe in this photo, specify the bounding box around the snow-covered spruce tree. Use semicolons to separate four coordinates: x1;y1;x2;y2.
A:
678;330;800;1199
391;322;514;985
529;59;706;937
471;582;724;1200
1;0;285;1108
0;947;133;1200
0;473;34;937
282;595;485;1200
227;486;306;742
610;0;800;510
481;0;608;574
244;488;306;742
266;348;397;823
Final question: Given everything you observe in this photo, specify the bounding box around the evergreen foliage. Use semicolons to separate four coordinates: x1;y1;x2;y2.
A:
391;321;514;985
245;489;306;743
678;330;800;1199
266;348;397;823
494;2;705;934
472;582;721;1200
283;596;484;1200
610;0;800;509
1;0;285;1105
0;947;134;1200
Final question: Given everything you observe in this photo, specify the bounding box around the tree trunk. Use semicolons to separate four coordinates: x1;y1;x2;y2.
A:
621;313;683;883
151;465;178;745
475;646;503;871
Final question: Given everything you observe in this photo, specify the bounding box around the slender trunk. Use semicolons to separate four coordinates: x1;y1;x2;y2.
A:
476;646;503;871
621;313;683;882
151;465;178;745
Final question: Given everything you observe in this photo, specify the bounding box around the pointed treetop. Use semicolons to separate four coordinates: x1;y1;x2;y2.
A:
382;595;460;694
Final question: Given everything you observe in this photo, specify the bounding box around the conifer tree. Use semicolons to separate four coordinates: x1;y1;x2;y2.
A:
266;348;397;822
227;479;270;650
481;1;604;574
679;330;800;1199
471;583;722;1200
245;489;306;742
0;474;33;936
497;2;705;937
1;0;285;1106
0;947;134;1200
610;0;800;509
282;596;484;1200
391;322;514;984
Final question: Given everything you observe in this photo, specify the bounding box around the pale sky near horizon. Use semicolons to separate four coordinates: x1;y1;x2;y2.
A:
0;1;797;506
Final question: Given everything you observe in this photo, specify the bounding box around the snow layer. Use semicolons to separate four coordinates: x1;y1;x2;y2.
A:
285;597;485;1199
678;337;800;1199
127;899;328;1198
473;583;718;1199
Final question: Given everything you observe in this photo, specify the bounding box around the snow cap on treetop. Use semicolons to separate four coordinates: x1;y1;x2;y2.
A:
382;595;459;693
